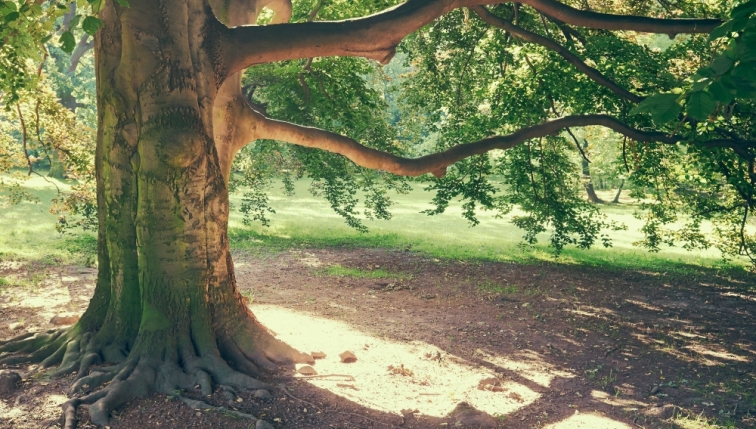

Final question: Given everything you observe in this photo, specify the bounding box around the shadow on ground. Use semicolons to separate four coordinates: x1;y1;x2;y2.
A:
0;247;753;428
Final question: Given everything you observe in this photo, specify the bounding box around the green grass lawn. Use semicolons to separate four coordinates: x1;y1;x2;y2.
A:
0;175;96;265
228;179;748;275
1;174;750;275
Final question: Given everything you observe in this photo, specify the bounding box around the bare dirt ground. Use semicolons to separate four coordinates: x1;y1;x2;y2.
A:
0;247;754;428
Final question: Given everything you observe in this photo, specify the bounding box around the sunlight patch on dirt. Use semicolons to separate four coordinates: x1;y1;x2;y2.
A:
293;251;322;268
545;412;632;428
684;344;751;363
590;390;648;410
254;304;547;419
0;390;67;428
476;349;574;387
624;299;663;312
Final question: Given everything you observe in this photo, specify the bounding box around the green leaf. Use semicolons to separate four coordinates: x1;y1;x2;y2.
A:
59;30;76;53
114;0;130;7
630;93;682;124
708;21;733;41
3;10;18;23
3;1;16;12
732;0;756;19
709;55;734;75
68;14;81;29
40;34;52;44
708;80;736;104
87;0;103;12
82;16;103;35
686;91;716;121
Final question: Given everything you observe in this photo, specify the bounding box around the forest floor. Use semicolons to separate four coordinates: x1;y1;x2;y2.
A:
0;247;754;428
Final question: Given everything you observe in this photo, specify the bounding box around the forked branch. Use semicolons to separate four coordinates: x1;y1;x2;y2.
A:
472;6;643;103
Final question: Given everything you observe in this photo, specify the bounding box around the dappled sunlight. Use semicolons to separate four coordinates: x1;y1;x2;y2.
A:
479;349;575;387
564;305;617;320
545;412;632;428
684;344;751;363
590;389;648;410
7;280;71;311
624;298;664;312
0;392;67;427
254;304;549;419
721;291;756;302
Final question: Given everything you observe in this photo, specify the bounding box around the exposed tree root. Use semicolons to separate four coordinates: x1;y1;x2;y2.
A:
0;318;311;428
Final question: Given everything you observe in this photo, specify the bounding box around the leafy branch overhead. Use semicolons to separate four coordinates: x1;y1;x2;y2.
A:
631;0;756;123
1;0;755;267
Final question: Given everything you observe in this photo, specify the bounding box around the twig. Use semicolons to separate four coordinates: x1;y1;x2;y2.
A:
282;383;396;427
279;384;322;411
296;373;355;381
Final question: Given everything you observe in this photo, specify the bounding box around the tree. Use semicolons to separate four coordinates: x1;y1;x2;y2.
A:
0;0;753;427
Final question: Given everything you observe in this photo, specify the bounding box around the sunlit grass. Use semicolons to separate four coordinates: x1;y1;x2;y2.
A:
1;175;750;277
228;180;749;276
670;413;739;429
0;175;96;265
317;264;407;279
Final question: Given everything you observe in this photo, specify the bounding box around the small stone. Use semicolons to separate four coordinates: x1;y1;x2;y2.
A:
256;420;275;429
297;365;318;376
339;351;357;363
8;322;24;331
0;371;21;394
452;402;497;428
50;315;80;326
477;377;505;392
254;389;272;400
650;385;660;395
644;404;675;419
311;351;327;360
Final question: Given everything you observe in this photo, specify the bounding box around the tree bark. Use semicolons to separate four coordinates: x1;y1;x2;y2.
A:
581;140;604;204
612;179;625;203
1;2;309;427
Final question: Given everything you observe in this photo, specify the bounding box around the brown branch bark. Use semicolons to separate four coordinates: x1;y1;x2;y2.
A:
248;110;677;178
472;6;642;103
67;35;94;74
518;0;721;36
224;0;485;74
224;0;721;74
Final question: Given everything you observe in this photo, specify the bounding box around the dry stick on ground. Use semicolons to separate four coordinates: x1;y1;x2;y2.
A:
296;374;356;380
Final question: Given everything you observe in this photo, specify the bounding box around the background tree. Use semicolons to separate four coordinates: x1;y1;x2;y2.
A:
0;0;752;428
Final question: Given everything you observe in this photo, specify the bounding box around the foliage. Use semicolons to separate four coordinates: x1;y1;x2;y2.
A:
229;0;756;268
0;0;754;268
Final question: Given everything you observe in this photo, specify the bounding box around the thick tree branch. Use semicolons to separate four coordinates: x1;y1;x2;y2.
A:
223;0;721;74
249;112;678;178
518;0;721;36
224;0;485;74
472;6;642;103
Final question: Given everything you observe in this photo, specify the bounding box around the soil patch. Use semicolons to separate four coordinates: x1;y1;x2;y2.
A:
0;248;754;428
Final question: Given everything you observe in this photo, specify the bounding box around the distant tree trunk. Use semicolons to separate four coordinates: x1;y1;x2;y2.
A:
581;139;604;203
612;179;625;203
48;151;66;179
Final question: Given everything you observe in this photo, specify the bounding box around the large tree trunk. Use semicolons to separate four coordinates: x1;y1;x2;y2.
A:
1;1;309;427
